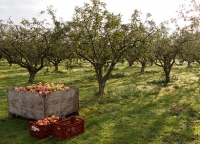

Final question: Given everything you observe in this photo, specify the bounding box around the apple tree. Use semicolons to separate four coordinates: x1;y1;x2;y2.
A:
151;24;189;84
125;18;154;73
0;20;18;66
1;18;51;83
41;7;74;71
176;0;200;65
177;30;196;66
68;0;154;95
187;32;200;64
123;17;156;72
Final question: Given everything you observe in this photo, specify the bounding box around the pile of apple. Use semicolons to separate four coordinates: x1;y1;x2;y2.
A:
14;82;70;94
35;115;61;125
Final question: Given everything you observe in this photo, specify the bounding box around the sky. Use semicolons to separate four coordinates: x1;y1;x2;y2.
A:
0;0;193;29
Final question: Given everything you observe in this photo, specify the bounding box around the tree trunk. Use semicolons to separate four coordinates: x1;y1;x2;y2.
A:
9;63;12;67
187;61;191;67
164;67;170;84
128;58;135;67
165;71;170;83
98;79;106;95
54;63;59;71
28;70;36;83
141;61;146;73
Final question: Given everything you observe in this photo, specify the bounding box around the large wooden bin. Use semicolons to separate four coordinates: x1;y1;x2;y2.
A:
7;87;79;120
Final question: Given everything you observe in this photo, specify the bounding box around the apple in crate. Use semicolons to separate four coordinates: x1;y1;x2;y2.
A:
14;82;70;94
45;115;60;123
35;118;51;125
54;116;60;121
36;120;43;125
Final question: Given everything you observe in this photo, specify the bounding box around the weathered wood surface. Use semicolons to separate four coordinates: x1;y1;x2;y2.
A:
7;87;79;120
7;89;45;120
45;87;79;117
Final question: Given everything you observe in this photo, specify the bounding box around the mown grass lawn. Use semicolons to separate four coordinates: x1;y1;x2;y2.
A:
1;60;200;144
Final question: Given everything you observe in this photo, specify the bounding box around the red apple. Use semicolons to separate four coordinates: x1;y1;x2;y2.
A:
54;116;60;121
47;117;51;121
42;121;48;125
49;119;54;123
64;87;69;90
43;118;48;121
38;122;43;125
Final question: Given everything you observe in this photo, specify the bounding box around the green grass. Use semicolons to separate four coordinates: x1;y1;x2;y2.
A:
1;60;200;143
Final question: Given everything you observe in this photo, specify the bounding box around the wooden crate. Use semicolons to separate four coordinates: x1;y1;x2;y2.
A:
7;87;79;120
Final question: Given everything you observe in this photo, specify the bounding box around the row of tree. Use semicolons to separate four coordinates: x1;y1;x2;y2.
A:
0;0;200;95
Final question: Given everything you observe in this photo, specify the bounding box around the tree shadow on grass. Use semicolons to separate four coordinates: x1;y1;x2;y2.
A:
107;92;198;144
1;82;199;144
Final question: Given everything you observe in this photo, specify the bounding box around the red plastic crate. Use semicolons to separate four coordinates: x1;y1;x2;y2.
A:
29;121;52;139
52;116;84;140
29;115;62;139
